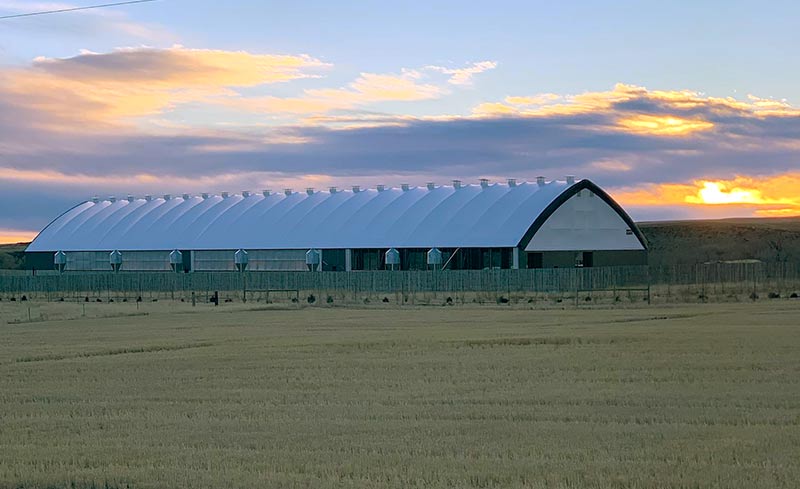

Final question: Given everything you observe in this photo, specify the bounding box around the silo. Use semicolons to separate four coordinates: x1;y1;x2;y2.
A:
54;250;67;274
110;250;123;272
385;248;400;270
169;249;183;273
234;249;248;272
427;247;443;270
306;248;321;271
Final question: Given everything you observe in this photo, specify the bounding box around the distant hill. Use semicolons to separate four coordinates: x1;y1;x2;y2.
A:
639;217;800;266
0;243;27;270
3;217;800;269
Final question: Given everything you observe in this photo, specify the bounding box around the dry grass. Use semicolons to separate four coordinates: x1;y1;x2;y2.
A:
0;301;799;488
640;217;800;265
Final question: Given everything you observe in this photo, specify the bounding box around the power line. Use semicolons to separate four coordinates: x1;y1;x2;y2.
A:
0;0;158;20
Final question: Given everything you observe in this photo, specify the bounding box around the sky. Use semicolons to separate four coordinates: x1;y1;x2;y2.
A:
1;0;799;243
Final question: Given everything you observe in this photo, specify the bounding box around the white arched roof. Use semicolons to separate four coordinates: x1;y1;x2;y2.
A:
27;179;639;252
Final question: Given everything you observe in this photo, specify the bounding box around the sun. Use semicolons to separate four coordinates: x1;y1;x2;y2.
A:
686;181;764;205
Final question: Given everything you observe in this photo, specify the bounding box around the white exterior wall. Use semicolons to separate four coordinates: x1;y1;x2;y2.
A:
525;189;644;252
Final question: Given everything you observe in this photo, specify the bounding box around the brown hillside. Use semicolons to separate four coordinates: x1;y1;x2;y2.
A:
639;217;800;266
0;243;26;270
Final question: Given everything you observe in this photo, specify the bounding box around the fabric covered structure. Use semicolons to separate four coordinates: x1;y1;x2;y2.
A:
26;179;647;271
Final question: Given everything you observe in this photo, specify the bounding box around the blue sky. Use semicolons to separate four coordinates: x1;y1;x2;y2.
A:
0;0;799;241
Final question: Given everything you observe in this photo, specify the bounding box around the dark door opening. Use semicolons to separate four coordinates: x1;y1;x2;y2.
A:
582;251;594;268
527;252;543;269
181;250;192;272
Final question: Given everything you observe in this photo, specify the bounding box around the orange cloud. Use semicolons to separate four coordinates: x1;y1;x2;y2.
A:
472;83;799;137
617;114;714;136
305;71;445;104
0;46;328;129
218;70;449;117
0;166;346;196
614;172;800;217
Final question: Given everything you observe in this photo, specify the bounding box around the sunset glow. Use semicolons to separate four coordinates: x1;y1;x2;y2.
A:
687;181;766;205
615;173;800;217
617;115;714;136
0;2;798;231
0;229;37;245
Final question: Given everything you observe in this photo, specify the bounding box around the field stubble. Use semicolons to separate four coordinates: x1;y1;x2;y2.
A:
0;301;799;488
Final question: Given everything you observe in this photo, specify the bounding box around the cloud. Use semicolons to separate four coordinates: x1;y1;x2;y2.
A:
215;69;452;118
0;46;329;129
0;47;469;131
32;46;327;86
425;61;497;85
3;66;800;227
473;83;800;137
300;70;446;107
613;172;800;217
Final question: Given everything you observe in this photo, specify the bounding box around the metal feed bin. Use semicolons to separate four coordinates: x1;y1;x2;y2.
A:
54;250;67;274
306;248;321;271
169;249;183;273
109;250;123;272
234;249;248;272
427;247;443;270
385;248;400;270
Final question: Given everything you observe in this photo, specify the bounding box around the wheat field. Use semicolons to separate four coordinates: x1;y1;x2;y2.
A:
1;301;799;488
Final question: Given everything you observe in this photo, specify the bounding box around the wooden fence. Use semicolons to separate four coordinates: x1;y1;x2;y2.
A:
1;263;798;301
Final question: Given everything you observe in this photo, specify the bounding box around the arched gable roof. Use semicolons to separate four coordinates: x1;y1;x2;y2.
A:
26;179;646;252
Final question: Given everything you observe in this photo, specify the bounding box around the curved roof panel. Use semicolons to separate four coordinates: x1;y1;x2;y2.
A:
27;180;591;251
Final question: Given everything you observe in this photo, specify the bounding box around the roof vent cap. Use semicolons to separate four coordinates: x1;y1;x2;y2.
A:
507;178;517;187
352;185;360;193
480;178;490;188
452;179;462;189
145;195;153;202
182;193;191;200
329;186;337;194
91;196;99;204
401;183;410;191
376;184;385;192
200;193;209;200
242;191;250;198
163;194;172;201
221;191;229;198
566;175;576;185
127;195;134;202
108;196;116;203
284;189;293;196
306;188;314;195
536;176;546;186
262;190;271;197
426;182;435;190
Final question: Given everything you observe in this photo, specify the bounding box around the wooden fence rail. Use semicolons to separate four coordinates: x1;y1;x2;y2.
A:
1;263;799;299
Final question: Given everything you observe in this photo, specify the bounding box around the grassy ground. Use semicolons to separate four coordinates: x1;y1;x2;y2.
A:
1;301;799;488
